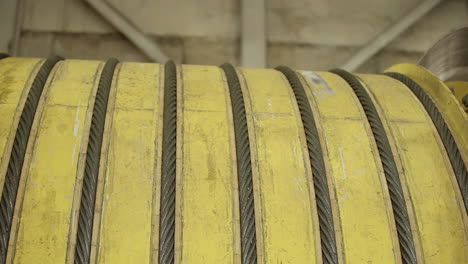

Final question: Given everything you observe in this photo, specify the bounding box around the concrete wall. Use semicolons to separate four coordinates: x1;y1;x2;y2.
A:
8;0;468;72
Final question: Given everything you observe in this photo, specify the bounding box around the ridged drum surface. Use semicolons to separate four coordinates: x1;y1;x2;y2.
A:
241;68;321;263
0;58;42;173
11;60;101;263
221;64;257;264
385;64;468;176
299;71;400;263
330;69;417;264
0;58;43;262
386;72;468;213
277;66;337;264
95;62;161;263
0;58;465;264
359;74;468;263
177;65;238;263
0;56;63;262
75;59;118;264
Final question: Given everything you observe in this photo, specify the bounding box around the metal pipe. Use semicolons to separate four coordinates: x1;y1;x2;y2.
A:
241;0;266;68
85;0;169;62
341;0;442;72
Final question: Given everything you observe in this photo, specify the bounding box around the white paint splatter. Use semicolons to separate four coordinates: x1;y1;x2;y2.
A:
337;186;348;206
337;147;348;205
354;169;365;174
73;100;80;137
71;100;81;164
71;147;77;164
266;97;272;111
338;147;347;180
301;71;334;100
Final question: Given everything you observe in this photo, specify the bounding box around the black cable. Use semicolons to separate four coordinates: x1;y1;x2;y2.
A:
0;55;63;263
221;63;257;264
386;72;468;214
277;66;338;264
158;61;178;264
74;58;119;264
331;69;417;264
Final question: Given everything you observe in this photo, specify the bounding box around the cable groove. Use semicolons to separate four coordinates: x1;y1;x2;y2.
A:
74;58;118;264
276;66;338;264
331;69;417;264
385;72;468;214
0;55;63;263
158;61;178;264
221;63;257;264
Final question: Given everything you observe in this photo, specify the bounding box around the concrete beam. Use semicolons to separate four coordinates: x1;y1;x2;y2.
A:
341;0;442;72
85;0;168;62
241;0;266;68
0;0;23;54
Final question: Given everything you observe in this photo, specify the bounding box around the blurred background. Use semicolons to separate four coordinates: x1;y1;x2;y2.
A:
0;0;466;73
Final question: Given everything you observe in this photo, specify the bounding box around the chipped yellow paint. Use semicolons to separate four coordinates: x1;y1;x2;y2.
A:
150;63;165;264
359;74;468;263
301;71;399;263
65;62;104;264
241;68;318;263
0;58;43;190
385;64;468;171
179;65;236;263
13;60;101;263
93;63;161;263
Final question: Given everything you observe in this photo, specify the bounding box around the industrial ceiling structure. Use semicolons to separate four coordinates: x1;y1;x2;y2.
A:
1;0;467;72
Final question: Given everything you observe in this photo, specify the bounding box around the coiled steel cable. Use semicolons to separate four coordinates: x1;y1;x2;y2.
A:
386;72;468;214
277;66;338;264
158;61;178;264
0;56;63;263
331;69;417;264
74;58;119;264
221;63;257;264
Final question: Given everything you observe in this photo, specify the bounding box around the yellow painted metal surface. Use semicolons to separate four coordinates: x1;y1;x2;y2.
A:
300;71;400;263
12;60;102;263
95;63;162;263
0;58;466;263
89;63;119;264
240;68;319;263
358;74;468;263
385;64;468;169
445;81;468;112
178;65;238;263
0;58;42;190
